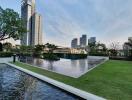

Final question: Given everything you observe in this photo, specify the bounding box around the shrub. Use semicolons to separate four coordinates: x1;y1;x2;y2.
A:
20;53;32;57
89;52;108;56
43;53;60;61
0;52;13;57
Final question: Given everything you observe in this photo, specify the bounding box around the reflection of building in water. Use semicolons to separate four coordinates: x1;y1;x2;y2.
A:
0;65;37;99
79;59;88;72
0;65;4;92
34;58;43;66
71;60;78;68
17;73;37;100
47;61;54;70
19;74;37;100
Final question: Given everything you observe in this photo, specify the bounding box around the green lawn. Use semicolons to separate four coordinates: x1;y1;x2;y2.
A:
12;60;132;100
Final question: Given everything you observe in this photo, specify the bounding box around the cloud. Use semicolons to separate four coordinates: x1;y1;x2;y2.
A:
37;0;88;46
37;0;132;47
2;0;132;47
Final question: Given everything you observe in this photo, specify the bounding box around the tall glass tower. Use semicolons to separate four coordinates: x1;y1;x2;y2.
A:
80;35;87;47
21;0;42;46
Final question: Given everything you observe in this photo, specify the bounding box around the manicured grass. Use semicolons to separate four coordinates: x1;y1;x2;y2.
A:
12;60;132;100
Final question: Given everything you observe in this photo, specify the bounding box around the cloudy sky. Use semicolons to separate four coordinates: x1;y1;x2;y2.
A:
0;0;132;47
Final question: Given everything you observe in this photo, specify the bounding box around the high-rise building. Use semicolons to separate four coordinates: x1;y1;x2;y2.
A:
71;38;78;48
123;37;132;50
32;13;43;45
123;37;132;56
80;35;87;47
88;37;96;45
21;0;42;46
128;37;132;43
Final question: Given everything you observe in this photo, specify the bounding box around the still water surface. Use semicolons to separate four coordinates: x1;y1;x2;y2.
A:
0;64;82;100
20;56;106;78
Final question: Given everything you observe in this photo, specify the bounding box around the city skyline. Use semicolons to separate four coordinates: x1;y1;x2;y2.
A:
0;0;132;47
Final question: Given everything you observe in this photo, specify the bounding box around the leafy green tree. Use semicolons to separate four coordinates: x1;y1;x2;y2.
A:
34;45;45;53
3;42;12;52
11;45;20;54
45;43;57;53
20;45;33;56
109;49;118;57
88;42;108;56
0;6;26;41
109;42;120;57
33;45;45;57
96;43;107;51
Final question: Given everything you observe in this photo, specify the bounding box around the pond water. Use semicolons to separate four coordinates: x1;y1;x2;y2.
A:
20;56;107;78
0;64;82;100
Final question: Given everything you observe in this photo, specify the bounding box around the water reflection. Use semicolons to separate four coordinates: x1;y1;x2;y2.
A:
0;64;80;100
0;64;38;100
20;57;106;78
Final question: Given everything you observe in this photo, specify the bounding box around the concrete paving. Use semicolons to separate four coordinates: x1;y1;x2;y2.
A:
0;57;13;63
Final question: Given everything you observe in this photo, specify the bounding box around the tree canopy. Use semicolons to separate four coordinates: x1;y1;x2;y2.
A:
3;42;12;51
0;6;26;41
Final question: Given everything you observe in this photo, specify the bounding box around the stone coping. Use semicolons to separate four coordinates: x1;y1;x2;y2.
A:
6;63;106;100
79;56;109;78
0;57;18;63
0;57;13;63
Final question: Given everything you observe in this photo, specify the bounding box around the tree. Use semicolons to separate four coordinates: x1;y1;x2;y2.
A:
109;42;120;56
34;45;45;53
96;42;107;51
33;45;45;57
110;42;120;50
88;42;108;56
0;6;26;41
45;43;57;53
19;45;33;56
3;42;12;52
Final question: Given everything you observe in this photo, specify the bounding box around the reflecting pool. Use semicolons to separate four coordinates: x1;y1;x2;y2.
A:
20;56;108;78
0;64;82;100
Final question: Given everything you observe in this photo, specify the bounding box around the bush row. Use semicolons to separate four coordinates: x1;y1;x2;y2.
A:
89;52;108;56
0;52;13;57
43;53;60;61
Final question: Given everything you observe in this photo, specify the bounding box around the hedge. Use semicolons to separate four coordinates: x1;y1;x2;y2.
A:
0;52;13;57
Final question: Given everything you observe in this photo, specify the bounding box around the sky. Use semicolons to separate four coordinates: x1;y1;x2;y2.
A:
0;0;132;47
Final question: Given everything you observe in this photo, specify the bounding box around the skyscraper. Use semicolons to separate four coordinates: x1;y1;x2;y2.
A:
80;35;87;47
88;37;96;45
32;13;43;45
128;37;132;43
71;38;78;48
21;0;42;46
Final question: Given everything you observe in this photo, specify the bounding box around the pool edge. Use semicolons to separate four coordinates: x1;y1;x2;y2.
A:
6;62;106;100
